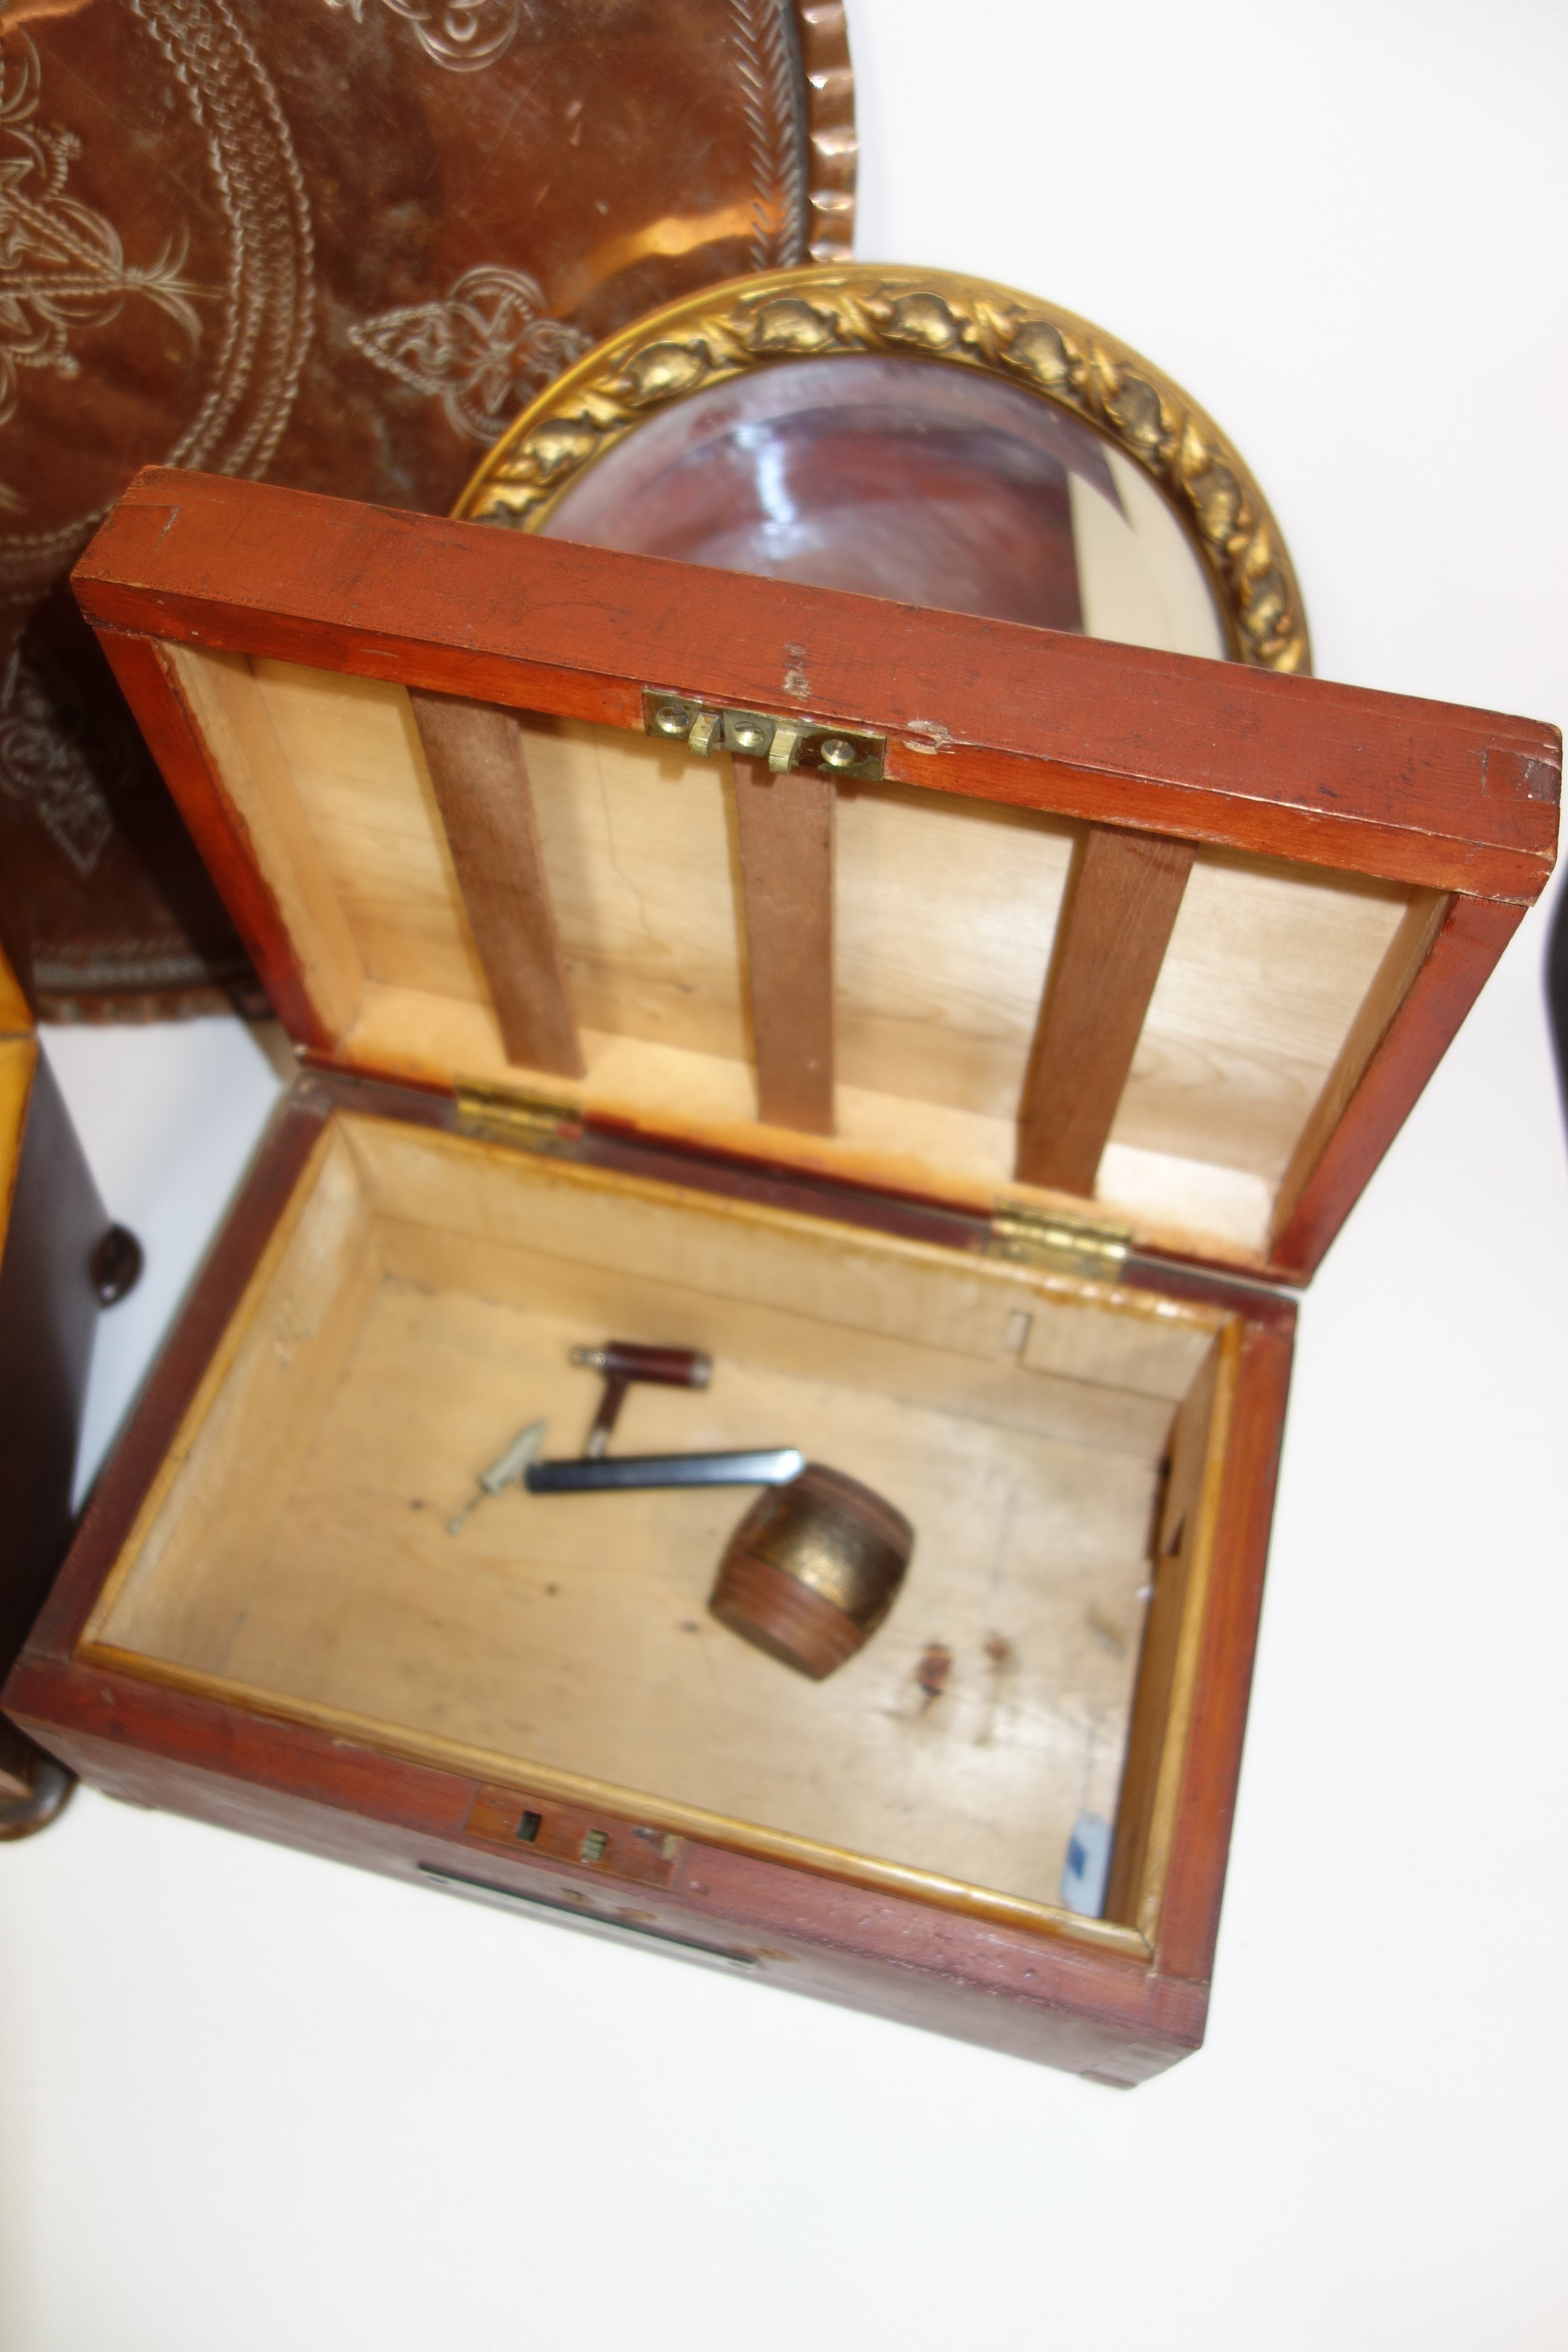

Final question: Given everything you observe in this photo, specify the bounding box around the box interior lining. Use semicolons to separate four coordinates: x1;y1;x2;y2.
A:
85;1111;1233;1932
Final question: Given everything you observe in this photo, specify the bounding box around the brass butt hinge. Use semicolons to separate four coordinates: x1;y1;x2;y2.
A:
987;1202;1131;1284
642;688;885;783
455;1079;584;1157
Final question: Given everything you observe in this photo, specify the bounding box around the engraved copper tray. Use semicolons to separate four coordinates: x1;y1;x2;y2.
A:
2;0;854;1017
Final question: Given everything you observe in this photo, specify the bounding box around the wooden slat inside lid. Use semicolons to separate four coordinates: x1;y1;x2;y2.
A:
75;471;1560;1283
406;692;583;1081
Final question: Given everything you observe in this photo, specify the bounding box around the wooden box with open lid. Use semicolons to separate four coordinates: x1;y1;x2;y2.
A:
4;463;1557;2082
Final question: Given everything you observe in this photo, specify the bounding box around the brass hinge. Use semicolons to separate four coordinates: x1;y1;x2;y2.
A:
455;1079;584;1157
642;687;885;783
987;1202;1131;1283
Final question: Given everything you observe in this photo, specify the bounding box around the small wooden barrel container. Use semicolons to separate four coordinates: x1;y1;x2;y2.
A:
709;1464;914;1680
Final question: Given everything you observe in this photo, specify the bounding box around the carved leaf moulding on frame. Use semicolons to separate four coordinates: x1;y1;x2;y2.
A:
457;264;1308;677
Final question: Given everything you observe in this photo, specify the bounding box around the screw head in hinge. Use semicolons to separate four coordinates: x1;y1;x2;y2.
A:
723;711;775;756
819;736;858;771
652;699;694;739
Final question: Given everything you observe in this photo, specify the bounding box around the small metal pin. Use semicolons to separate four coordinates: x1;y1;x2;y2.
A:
819;735;859;771
447;1418;548;1535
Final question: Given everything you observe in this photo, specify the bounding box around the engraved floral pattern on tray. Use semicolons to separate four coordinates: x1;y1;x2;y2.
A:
349;266;591;444
0;6;314;601
0;36;204;514
0;0;856;1012
323;0;521;73
0;645;118;876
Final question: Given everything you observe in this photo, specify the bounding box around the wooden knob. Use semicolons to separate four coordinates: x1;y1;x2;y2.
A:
709;1464;913;1680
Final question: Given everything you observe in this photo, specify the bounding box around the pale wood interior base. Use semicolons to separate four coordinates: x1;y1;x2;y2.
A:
87;1111;1235;1925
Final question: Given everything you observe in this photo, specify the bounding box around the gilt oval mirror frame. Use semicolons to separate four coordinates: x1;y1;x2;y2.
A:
455;263;1310;677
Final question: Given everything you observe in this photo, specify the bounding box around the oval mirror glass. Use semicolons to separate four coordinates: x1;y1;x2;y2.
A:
538;352;1226;659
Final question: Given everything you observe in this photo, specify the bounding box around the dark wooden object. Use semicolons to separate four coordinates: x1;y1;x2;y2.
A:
1017;827;1195;1194
0;960;125;1835
408;692;583;1078
731;756;837;1133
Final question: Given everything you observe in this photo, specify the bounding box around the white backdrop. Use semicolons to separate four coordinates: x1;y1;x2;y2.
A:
4;5;1566;2344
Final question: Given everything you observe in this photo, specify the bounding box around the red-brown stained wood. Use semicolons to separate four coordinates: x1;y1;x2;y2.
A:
1269;894;1527;1280
1016;825;1195;1195
731;755;835;1133
408;691;583;1078
74;471;1560;902
0;1050;108;1691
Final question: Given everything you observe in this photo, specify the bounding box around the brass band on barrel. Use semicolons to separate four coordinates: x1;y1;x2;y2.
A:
711;1463;913;1680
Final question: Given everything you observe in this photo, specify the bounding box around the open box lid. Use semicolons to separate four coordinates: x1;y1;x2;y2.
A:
73;467;1560;1286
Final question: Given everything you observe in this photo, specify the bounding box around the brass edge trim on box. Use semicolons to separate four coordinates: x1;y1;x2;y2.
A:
1129;1315;1246;1948
454;262;1310;676
71;1641;1152;1962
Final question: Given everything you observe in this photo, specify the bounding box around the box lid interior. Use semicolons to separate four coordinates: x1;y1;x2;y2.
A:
75;470;1560;1286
